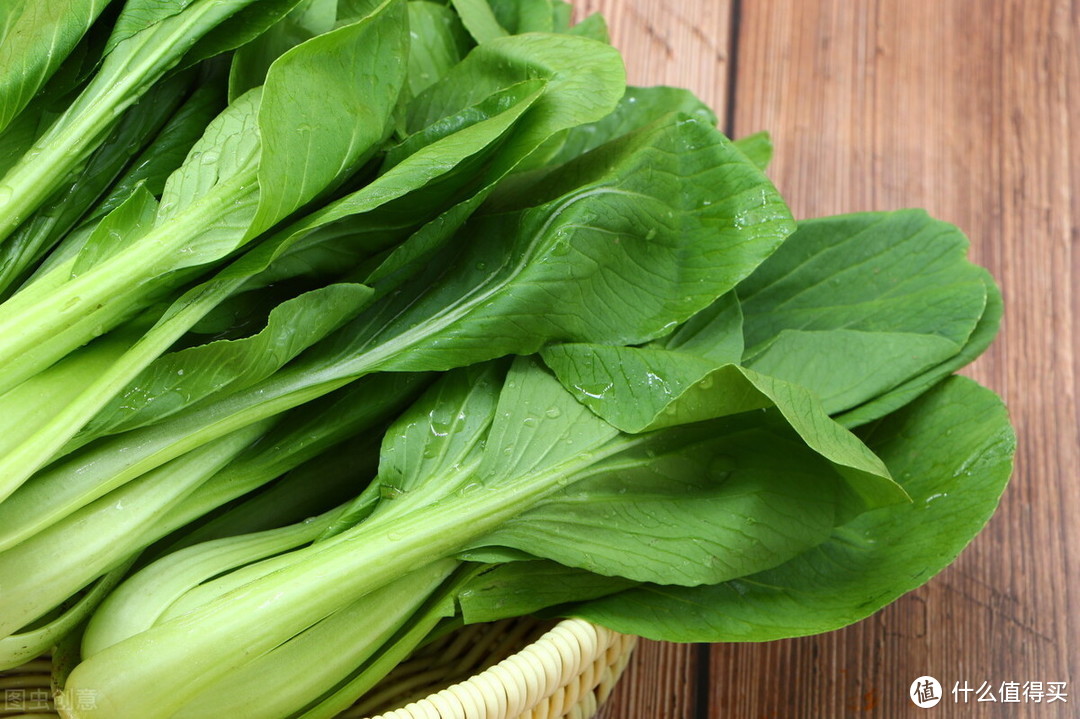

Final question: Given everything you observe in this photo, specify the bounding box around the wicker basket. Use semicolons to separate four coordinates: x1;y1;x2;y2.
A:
0;619;636;719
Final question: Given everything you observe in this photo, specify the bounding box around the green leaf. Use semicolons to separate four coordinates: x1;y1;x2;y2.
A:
0;71;204;298
227;0;337;100
376;364;502;497
738;210;990;413
732;131;772;170
838;270;1003;426
367;30;629;283
72;185;159;277
330;113;793;375
489;0;554;33
545;86;717;168
405;33;625;151
155;87;262;226
540;345;904;511
405;2;472;97
564;12;608;42
80;283;374;438
748;328;963;416
0;0;113;133
478;419;851;585
178;0;305;71
383;79;544;172
473;358;618;485
572;376;1015;641
247;0;410;238
232;78;546;290
550;0;573;32
653;290;743;365
456;560;633;624
450;0;508;43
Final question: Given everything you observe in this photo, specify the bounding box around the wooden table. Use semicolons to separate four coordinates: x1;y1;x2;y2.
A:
577;1;1080;716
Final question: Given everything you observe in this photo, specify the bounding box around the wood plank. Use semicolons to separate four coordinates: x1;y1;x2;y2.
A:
569;3;733;717
594;642;703;719
715;0;1080;716
571;0;733;119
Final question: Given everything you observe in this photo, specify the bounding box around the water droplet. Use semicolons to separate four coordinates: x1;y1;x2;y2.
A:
551;241;571;256
0;185;14;204
573;382;613;400
176;369;185;376
428;408;452;437
707;455;736;483
645;371;671;395
475;261;487;271
522;417;536;427
380;485;404;500
645;228;657;240
545;407;562;419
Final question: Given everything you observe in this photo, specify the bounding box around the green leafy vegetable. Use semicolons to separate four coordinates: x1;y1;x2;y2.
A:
0;3;1012;717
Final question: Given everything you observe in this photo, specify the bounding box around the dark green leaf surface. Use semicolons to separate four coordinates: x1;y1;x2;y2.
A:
838;270;1002;426
82;283;374;438
489;0;554;33
732;131;773;170
540;345;903;510
330;113;792;374
0;0;112;133
248;0;409;238
456;560;633;624
572;376;1014;641
544;86;717;168
226;0;336;100
71;185;159;277
653;290;743;365
481;420;851;585
405;2;472;97
738;210;990;414
450;0;509;43
0;0;111;134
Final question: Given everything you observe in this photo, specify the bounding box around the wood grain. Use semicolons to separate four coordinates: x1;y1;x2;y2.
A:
571;0;733;120
578;0;1079;716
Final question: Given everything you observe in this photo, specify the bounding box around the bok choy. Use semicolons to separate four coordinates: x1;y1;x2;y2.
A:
0;1;1012;718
